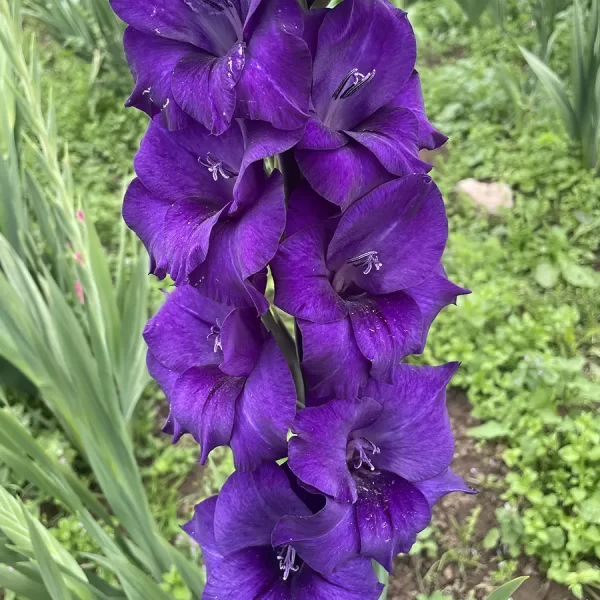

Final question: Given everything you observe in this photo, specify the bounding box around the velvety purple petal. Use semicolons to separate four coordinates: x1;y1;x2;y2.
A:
347;292;423;381
302;9;328;58
143;285;229;373
405;267;470;351
214;463;311;554
111;0;236;51
203;547;289;600
393;70;447;150
134;118;229;204
122;178;170;278
286;181;338;238
293;558;383;600
230;338;297;471
146;351;179;401
289;398;382;503
190;175;284;308
236;0;311;130
296;142;391;210
345;107;431;176
299;317;370;401
359;363;459;481
234;120;305;211
355;472;431;570
183;497;223;572
163;200;226;285
172;44;245;135
311;0;416;131
219;308;264;377
272;499;359;575
327;175;447;294
414;469;476;507
296;116;348;151
161;408;187;444
272;225;347;322
171;366;243;463
122;27;191;130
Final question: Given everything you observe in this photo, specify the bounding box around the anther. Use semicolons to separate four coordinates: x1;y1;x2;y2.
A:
347;251;382;275
332;68;376;100
207;320;222;353
277;546;299;581
198;152;237;181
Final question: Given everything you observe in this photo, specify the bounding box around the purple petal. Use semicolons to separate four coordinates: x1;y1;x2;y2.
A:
219;308;264;377
405;267;470;351
111;0;236;51
289;398;383;503
293;558;383;600
347;292;423;381
203;547;289;600
286;181;338;238
272;499;359;575
143;285;229;373
359;363;459;481
327;175;448;294
271;225;347;322
302;9;329;59
230;338;297;471
163;200;226;285
161;408;187;444
393;70;447;150
299;317;370;401
190;174;285;309
236;0;311;130
296;142;391;210
414;468;476;507
296;116;348;151
122;27;191;129
345;107;431;176
122;178;170;278
172;45;244;135
355;472;431;570
146;352;180;402
311;0;416;131
183;497;223;572
214;464;311;554
170;366;243;463
234;120;305;211
134;118;229;204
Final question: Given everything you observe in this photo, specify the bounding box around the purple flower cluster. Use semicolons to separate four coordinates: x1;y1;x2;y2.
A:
112;0;474;596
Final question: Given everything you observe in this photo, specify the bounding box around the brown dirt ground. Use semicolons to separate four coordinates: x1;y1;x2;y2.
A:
387;391;572;600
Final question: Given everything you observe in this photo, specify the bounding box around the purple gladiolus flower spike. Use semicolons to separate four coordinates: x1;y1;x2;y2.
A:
144;285;296;471
272;175;468;399
111;0;312;134
124;117;300;312
273;364;475;574
185;464;384;599
295;0;447;209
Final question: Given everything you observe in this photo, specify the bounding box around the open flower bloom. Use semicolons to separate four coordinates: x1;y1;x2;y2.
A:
295;0;446;209
271;175;467;399
124;117;297;312
144;285;296;471
185;464;383;599
111;0;312;134
273;364;474;574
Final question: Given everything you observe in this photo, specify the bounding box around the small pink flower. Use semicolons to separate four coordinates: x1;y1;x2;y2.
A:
76;209;85;223
75;280;84;304
74;251;84;264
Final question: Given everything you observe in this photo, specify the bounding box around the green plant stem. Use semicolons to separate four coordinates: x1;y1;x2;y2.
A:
374;562;389;600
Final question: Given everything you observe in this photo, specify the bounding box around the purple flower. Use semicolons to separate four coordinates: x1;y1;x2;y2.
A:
271;175;467;399
295;0;446;209
124;117;298;312
111;0;312;134
144;285;296;471
185;464;383;599
272;364;474;574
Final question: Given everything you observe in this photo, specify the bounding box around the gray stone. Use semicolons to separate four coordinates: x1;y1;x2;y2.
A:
455;178;514;214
